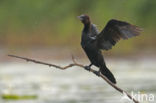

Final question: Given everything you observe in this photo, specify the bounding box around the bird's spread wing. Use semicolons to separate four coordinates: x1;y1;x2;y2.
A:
96;19;142;50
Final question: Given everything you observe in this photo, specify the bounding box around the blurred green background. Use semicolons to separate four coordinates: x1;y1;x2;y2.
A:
0;1;156;103
0;0;156;55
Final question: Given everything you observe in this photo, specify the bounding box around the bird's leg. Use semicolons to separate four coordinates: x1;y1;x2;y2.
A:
84;63;93;71
93;70;101;77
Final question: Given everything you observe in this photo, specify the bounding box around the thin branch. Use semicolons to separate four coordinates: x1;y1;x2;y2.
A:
8;54;139;103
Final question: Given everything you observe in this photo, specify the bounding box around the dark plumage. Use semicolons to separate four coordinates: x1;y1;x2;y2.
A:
78;14;142;84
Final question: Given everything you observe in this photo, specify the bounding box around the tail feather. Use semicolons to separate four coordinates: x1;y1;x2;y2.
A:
100;67;116;84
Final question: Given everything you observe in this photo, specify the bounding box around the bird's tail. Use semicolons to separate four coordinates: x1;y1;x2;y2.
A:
100;66;116;84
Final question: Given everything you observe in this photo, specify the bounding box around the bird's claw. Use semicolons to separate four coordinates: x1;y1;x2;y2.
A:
84;66;91;71
94;71;101;77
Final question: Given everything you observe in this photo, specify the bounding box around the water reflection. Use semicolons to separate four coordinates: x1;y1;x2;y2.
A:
0;58;156;103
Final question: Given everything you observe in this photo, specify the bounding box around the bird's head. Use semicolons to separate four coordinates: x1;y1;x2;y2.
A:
77;14;90;25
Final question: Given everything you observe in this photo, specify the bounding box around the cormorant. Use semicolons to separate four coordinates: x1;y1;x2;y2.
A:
78;14;141;84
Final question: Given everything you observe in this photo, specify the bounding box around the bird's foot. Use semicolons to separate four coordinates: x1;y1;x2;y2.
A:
84;66;91;71
94;71;101;77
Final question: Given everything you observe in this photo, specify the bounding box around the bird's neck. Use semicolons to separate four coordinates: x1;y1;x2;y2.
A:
83;22;91;33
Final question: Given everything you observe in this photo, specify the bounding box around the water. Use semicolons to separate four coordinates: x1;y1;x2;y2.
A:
0;58;156;103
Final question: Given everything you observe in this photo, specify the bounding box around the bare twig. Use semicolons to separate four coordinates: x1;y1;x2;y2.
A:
8;54;139;103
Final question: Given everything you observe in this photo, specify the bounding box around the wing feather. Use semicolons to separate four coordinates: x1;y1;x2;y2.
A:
97;19;142;50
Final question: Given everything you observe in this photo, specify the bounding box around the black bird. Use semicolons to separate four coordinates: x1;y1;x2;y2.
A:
78;14;141;84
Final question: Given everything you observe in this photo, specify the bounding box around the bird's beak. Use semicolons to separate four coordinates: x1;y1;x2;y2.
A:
77;16;83;21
